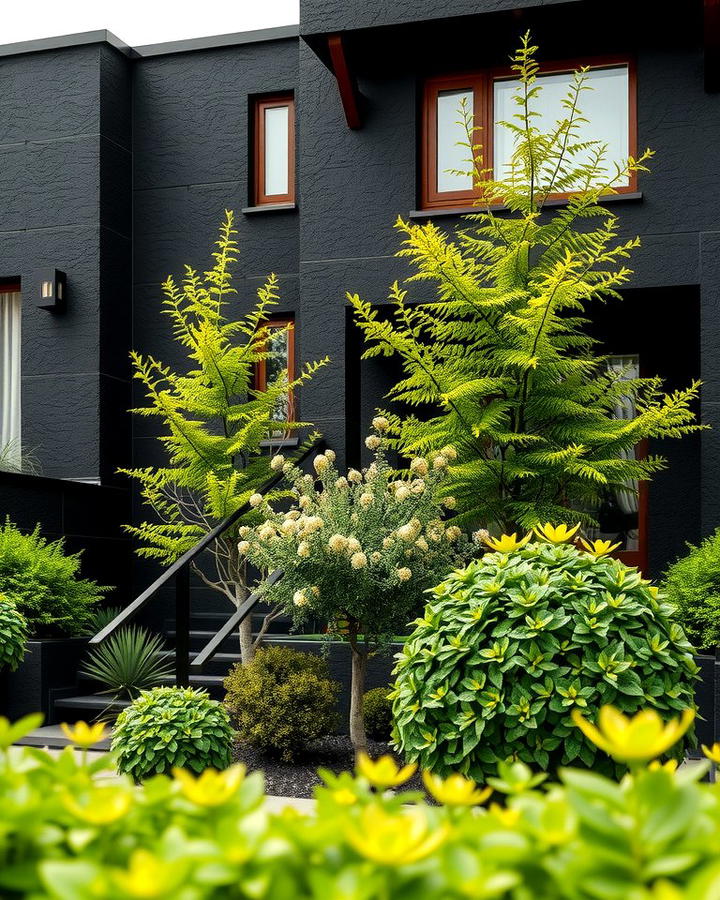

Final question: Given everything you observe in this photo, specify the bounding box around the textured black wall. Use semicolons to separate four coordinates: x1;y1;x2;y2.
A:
0;43;132;481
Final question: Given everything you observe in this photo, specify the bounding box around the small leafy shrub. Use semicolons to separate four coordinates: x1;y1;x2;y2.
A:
81;605;122;636
2;705;720;898
392;530;699;778
0;520;104;636
224;646;338;761
662;528;720;652
363;686;394;741
112;686;233;780
80;626;173;698
0;592;27;671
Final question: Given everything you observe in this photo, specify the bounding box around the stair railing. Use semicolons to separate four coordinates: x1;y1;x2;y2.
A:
89;439;325;686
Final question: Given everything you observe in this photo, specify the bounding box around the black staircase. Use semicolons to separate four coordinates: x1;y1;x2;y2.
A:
22;440;325;743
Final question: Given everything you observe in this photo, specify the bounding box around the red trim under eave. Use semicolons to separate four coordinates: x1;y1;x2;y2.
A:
327;34;362;129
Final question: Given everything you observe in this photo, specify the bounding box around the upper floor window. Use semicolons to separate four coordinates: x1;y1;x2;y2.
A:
0;282;21;469
253;94;295;206
421;59;635;210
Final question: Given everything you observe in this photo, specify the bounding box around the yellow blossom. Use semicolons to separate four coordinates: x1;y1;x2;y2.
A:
280;519;298;536
325;449;336;462
571;706;695;763
172;764;246;806
365;463;379;480
410;457;429;477
333;788;357;806
249;493;263;508
649;759;679;773
365;435;381;450
351;551;368;569
482;532;532;553
395;485;411;502
422;771;492;807
329;534;348;553
60;721;108;748
348;469;363;484
702;742;720;764
533;522;580;544
579;537;622;557
415;537;429;552
445;525;462;542
372;416;390;432
440;446;457;461
299;495;312;509
313;454;330;473
442;496;457;509
270;454;285;471
383;536;394;549
336;476;349;489
371;551;382;563
346;537;362;554
237;540;250;555
433;455;448;470
345;805;448;865
489;803;521;827
298;541;311;558
293;590;308;608
396;567;412;582
360;493;373;507
63;786;132;825
237;525;251;538
411;479;425;494
113;849;182;898
473;528;490;545
311;586;320;596
357;753;417;788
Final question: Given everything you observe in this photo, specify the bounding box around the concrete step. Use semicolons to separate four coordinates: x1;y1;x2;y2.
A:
13;724;113;751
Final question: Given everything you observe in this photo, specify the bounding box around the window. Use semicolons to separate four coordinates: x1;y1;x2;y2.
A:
421;58;635;209
255;318;295;428
253;94;295;206
585;355;648;573
0;282;21;467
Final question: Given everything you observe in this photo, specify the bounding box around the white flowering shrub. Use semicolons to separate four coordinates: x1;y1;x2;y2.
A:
239;418;469;749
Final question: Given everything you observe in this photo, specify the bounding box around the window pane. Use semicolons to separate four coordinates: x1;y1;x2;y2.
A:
436;88;473;193
0;291;21;468
493;66;629;187
264;105;289;196
265;328;290;422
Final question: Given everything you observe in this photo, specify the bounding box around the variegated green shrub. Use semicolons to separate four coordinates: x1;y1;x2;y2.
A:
0;592;27;671
392;536;699;777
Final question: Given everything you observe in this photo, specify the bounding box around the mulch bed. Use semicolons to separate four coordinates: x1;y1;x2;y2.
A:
233;735;424;799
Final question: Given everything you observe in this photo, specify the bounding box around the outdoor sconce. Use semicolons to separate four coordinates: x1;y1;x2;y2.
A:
36;268;67;312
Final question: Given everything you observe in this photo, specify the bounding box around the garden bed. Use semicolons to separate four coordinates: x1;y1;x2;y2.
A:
233;736;423;799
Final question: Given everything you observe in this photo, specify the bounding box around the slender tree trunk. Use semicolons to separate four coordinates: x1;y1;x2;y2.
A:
348;619;368;756
234;580;254;665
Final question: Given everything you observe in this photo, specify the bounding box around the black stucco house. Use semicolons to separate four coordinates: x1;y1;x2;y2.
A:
0;0;718;613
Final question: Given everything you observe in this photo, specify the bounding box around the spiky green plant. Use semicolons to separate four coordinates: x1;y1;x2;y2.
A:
81;606;122;637
80;626;173;699
349;36;702;531
121;211;328;662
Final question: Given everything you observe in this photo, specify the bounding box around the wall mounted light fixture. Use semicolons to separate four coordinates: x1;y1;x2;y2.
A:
36;268;67;312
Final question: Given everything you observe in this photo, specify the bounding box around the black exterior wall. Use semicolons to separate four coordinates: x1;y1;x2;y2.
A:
0;0;715;603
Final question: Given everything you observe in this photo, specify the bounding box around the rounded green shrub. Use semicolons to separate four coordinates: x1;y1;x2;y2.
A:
224;646;338;762
0;592;28;671
363;686;393;741
662;529;720;652
112;686;233;781
0;520;104;636
392;538;699;778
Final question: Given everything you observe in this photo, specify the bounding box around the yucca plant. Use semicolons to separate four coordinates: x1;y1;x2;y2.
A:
81;626;173;699
81;606;122;637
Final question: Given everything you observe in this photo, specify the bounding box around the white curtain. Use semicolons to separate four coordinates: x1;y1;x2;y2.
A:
608;355;640;548
0;291;21;467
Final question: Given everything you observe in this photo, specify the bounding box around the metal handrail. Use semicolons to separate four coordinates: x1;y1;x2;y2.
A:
89;438;325;685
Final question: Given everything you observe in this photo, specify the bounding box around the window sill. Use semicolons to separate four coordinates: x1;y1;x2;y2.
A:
242;203;297;215
259;437;300;449
408;192;643;219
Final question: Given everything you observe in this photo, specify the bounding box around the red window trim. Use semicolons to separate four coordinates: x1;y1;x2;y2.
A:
255;317;296;418
0;280;21;293
421;56;637;210
253;94;295;206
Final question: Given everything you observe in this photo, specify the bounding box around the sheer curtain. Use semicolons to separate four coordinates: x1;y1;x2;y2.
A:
0;290;21;467
608;355;640;550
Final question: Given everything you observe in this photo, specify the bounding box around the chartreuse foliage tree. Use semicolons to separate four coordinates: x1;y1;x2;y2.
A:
3;705;720;897
349;36;702;531
392;526;699;779
122;211;327;662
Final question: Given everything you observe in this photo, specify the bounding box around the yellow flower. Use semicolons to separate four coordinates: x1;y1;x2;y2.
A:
270;454;285;471
249;493;263;508
482;532;532;553
440;445;457;461
702;742;720;764
63;786;132;825
297;540;311;558
313;454;330;473
333;788;357;806
571;706;695;763
649;759;679;773
534;523;580;544
365;435;381;450
488;803;521;827
395;485;411;502
372;416;390;432
351;551;368;569
172;764;246;806
357;753;417;788
113;849;182;898
445;526;462;542
422;771;492;807
60;721;108;748
410;458;429;477
293;590;308;608
442;496;457;509
329;534;348;553
396;567;412;582
579;538;622;557
345;804;448;865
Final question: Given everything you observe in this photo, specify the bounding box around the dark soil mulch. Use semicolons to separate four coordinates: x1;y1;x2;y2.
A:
233;735;424;799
